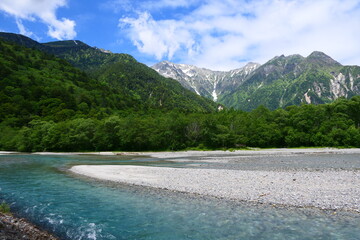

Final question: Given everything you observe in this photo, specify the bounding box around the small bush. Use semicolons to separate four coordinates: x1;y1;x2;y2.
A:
0;201;11;213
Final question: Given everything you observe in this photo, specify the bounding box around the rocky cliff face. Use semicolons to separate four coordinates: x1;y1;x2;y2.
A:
152;61;260;101
153;52;360;110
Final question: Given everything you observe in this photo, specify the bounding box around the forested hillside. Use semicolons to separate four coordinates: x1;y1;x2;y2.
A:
0;39;143;126
219;52;360;110
0;33;218;113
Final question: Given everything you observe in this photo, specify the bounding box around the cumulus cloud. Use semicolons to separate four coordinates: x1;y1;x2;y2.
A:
120;12;195;60
119;0;360;70
0;0;76;40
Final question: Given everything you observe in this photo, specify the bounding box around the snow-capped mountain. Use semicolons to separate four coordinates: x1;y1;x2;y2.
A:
152;61;260;101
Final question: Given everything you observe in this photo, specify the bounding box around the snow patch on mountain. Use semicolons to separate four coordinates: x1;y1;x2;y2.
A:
152;61;260;101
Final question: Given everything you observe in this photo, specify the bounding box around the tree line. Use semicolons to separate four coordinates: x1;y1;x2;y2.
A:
1;96;360;152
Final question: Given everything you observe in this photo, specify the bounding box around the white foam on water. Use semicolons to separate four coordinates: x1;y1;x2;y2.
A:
87;223;99;240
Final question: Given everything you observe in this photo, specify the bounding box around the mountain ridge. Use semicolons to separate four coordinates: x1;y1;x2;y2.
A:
2;31;359;112
152;61;260;101
0;32;218;113
153;52;360;110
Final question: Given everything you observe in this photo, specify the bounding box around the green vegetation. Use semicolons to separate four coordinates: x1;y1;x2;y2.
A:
0;33;217;113
45;40;217;113
0;38;143;126
0;33;360;152
219;53;360;111
0;37;216;128
1;97;360;152
0;201;11;214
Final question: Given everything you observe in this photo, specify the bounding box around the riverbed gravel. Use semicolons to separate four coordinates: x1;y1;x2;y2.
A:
0;213;58;240
70;164;360;212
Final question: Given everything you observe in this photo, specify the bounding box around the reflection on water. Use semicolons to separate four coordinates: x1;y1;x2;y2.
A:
0;154;359;240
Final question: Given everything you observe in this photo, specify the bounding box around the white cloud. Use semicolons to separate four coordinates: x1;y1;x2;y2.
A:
119;0;360;70
15;18;35;38
144;0;199;9
120;12;195;60
0;0;76;40
104;0;199;13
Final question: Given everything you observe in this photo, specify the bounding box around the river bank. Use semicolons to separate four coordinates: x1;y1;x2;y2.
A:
2;147;360;157
0;213;58;240
32;147;360;157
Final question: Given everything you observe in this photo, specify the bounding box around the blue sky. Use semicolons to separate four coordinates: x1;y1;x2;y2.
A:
1;0;360;70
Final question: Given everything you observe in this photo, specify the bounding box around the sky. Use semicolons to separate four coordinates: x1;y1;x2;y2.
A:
1;0;360;71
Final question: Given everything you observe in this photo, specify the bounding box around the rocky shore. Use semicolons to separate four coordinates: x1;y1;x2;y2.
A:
0;213;58;240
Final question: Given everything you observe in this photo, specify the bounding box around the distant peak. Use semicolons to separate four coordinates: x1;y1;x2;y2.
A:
270;54;304;61
306;51;341;66
162;60;174;65
308;51;331;58
244;62;261;67
43;40;90;48
0;32;36;42
268;55;284;62
156;60;174;66
154;61;202;71
288;54;305;58
152;60;175;68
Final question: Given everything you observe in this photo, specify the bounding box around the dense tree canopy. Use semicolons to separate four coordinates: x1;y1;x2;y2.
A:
1;97;360;152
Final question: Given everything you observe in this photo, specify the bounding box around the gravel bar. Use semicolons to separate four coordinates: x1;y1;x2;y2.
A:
70;165;360;212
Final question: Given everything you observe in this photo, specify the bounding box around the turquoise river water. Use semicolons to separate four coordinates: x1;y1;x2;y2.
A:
0;154;359;240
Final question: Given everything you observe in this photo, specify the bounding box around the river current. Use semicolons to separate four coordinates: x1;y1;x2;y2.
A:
0;153;359;240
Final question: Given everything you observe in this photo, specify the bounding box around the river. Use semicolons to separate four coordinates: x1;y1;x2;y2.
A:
0;153;359;240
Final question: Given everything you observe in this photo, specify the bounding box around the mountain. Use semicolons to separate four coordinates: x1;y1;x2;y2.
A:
220;52;359;110
153;53;360;110
152;61;260;101
0;37;144;126
0;32;217;113
0;32;47;51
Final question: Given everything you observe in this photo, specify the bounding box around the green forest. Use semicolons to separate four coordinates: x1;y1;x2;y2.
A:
1;97;360;152
1;33;360;152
